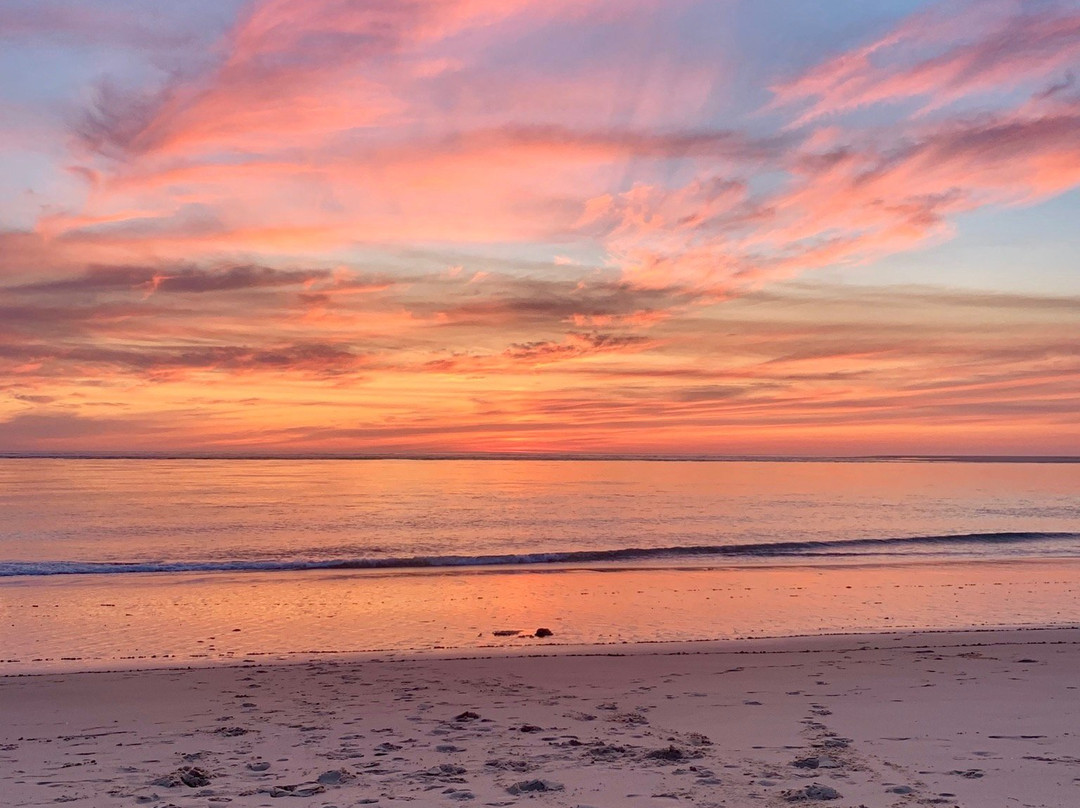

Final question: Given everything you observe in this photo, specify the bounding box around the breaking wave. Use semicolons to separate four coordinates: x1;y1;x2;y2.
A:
2;531;1077;578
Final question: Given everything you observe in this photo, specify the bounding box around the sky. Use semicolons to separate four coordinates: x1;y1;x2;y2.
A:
0;0;1078;456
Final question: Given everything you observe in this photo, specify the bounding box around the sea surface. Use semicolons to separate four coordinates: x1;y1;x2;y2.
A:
1;458;1078;671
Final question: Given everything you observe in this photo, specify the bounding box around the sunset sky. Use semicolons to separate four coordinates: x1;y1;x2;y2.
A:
1;0;1078;455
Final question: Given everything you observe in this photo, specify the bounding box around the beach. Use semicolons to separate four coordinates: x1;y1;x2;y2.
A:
3;627;1078;808
3;459;1078;807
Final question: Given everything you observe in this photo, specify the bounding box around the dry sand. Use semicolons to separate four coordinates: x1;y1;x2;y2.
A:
2;628;1078;807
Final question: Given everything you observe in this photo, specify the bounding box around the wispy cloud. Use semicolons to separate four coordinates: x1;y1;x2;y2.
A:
770;0;1080;124
13;264;334;295
2;0;1079;453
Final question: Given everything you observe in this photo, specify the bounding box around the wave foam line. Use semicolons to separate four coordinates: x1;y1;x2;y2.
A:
2;532;1077;578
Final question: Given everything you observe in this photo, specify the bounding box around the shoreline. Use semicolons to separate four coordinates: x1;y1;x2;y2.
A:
6;549;1080;581
2;626;1076;807
4;622;1080;679
5;557;1079;675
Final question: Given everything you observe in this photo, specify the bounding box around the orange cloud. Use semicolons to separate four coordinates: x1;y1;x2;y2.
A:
4;0;1080;454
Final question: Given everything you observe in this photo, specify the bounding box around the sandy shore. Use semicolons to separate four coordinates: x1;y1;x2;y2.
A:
2;628;1077;808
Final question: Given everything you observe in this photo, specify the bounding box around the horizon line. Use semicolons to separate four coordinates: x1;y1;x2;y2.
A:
1;452;1078;463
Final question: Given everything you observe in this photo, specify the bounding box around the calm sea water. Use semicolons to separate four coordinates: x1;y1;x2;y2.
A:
1;459;1078;671
2;459;1079;573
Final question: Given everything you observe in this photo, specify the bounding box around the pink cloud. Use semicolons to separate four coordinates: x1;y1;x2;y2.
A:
4;0;1080;454
49;0;1078;302
74;0;673;161
771;0;1080;124
592;97;1080;295
40;0;721;265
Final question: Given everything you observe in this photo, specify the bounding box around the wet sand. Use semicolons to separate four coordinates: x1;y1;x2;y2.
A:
2;627;1078;807
5;559;1080;673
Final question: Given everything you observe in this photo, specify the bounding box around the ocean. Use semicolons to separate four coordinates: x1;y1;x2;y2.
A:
1;458;1078;671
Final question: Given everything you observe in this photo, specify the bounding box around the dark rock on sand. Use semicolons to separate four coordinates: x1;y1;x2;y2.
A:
247;761;271;772
152;766;212;788
317;768;356;785
792;756;840;770
214;726;250;736
518;724;543;733
646;745;686;762
493;630;521;637
887;785;915;794
454;711;481;722
534;628;554;638
782;783;842;801
178;768;211;788
507;779;564;795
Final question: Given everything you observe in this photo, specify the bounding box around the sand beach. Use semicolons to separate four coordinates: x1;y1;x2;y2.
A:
3;627;1077;808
